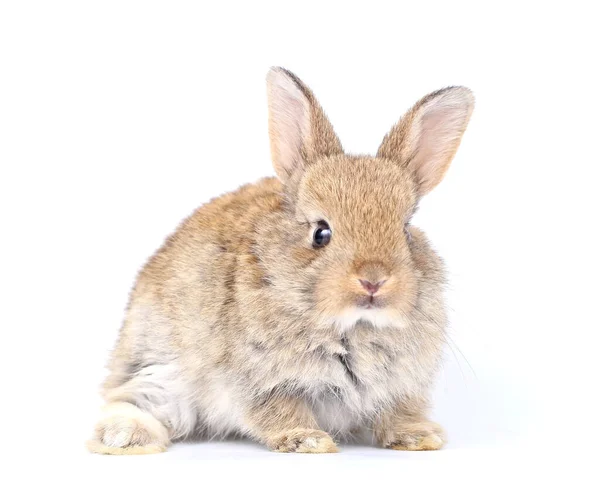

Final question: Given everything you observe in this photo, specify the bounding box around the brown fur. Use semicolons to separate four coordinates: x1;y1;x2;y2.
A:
88;67;474;454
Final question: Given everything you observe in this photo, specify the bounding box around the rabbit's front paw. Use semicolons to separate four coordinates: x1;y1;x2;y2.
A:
386;421;445;451
268;428;338;453
86;402;169;455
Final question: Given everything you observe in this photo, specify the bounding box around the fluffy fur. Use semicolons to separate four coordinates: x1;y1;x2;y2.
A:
88;67;474;454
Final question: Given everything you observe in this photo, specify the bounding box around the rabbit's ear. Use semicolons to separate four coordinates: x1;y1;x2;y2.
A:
377;87;474;195
266;67;343;183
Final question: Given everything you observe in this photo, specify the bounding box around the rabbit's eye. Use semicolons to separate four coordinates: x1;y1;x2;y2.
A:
313;221;332;248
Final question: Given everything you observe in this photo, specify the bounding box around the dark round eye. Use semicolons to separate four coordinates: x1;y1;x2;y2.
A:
312;221;332;248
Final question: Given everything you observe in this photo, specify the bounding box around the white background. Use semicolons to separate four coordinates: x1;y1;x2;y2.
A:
1;1;598;498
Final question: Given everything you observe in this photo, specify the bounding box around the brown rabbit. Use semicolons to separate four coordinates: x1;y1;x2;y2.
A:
87;67;474;455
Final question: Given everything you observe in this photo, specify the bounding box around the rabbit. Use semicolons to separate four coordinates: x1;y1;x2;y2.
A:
86;67;474;455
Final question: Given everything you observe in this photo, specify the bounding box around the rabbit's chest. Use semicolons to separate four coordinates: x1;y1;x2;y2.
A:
306;335;424;431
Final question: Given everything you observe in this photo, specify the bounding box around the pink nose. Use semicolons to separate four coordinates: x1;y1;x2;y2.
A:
359;279;386;295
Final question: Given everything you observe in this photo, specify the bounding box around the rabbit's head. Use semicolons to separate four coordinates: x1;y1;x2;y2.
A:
266;68;473;331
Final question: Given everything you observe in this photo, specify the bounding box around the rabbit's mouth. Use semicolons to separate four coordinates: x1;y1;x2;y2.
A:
356;294;384;309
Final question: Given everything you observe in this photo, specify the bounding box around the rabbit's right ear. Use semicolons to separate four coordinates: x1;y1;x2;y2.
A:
266;67;343;184
377;86;474;196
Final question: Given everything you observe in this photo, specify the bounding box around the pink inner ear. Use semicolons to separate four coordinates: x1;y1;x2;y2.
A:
412;102;470;194
268;76;311;181
279;97;307;168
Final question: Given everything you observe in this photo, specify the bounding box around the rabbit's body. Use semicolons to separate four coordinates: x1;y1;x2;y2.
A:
101;175;446;442
88;68;473;455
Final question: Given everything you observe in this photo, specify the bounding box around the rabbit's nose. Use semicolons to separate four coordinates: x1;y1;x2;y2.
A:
358;279;386;295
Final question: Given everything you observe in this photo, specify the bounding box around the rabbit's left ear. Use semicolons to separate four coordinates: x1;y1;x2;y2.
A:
266;67;343;184
377;87;474;195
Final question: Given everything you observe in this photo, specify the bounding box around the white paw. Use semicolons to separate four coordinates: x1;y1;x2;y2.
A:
87;402;169;455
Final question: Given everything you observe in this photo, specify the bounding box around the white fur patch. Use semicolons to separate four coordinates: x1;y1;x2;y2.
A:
330;307;408;333
199;377;244;438
303;437;318;448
